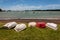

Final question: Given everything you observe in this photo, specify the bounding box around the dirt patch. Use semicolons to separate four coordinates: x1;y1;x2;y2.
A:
0;19;60;24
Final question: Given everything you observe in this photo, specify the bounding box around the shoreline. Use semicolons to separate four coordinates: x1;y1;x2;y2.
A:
0;19;60;24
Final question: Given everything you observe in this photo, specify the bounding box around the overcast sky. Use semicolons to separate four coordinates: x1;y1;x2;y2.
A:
0;0;60;10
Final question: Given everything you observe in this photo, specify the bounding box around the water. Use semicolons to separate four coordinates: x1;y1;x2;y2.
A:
0;11;60;20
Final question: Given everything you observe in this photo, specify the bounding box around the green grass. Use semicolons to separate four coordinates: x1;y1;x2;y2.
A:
0;22;60;40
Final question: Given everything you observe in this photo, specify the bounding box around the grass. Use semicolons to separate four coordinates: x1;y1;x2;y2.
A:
0;22;60;40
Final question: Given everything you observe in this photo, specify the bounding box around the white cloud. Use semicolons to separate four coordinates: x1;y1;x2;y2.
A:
44;4;60;9
5;4;42;10
4;4;60;10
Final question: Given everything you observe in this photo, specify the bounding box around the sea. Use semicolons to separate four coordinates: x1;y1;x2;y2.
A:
0;11;60;20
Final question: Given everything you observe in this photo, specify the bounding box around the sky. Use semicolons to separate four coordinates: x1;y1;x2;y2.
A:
0;0;60;10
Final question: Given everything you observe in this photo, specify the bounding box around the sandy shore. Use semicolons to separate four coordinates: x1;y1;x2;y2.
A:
0;19;60;24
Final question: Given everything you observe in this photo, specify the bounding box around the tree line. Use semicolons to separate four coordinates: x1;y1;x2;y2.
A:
31;9;60;11
0;8;2;12
0;8;60;12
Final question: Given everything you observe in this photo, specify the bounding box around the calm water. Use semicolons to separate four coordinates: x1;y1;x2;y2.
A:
0;11;60;20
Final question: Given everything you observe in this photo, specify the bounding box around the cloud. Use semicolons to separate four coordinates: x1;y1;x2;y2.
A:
4;4;60;10
44;4;60;9
4;4;42;10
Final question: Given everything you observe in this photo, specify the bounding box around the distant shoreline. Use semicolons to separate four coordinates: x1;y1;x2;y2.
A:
0;9;60;12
